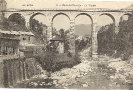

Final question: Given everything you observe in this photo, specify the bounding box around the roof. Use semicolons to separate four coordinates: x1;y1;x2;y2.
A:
19;48;33;52
50;36;64;41
11;31;20;35
18;31;34;36
0;29;11;34
20;42;44;47
0;29;34;36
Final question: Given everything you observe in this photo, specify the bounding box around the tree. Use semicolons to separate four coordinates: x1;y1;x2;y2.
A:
59;29;70;53
8;13;25;26
97;24;115;56
115;14;133;60
59;28;65;39
1;17;10;29
106;23;115;56
97;26;107;55
30;19;47;44
0;17;28;32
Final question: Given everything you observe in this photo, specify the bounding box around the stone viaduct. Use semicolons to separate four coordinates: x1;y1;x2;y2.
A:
3;8;133;58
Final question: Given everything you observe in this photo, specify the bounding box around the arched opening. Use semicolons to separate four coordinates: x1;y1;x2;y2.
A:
29;13;48;49
44;13;79;70
52;13;70;31
7;13;27;31
51;13;70;54
120;14;132;22
97;14;115;56
75;13;93;56
115;13;133;60
8;13;26;26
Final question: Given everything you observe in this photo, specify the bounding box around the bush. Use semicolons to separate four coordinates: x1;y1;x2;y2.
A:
67;52;72;57
35;51;81;72
25;58;41;78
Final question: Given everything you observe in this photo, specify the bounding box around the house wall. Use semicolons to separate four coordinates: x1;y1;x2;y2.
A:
20;35;34;45
0;38;19;55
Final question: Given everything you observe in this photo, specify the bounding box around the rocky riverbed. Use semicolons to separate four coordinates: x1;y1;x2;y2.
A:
14;47;133;89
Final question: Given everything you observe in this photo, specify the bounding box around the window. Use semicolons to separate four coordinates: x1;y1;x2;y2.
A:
29;37;30;41
23;38;26;40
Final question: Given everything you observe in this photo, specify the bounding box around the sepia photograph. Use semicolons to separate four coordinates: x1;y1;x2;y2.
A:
0;0;133;89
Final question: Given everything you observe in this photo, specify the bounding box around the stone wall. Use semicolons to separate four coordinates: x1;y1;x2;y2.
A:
0;61;4;87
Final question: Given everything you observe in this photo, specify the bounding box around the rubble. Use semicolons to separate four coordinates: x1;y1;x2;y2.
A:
50;47;92;87
108;58;133;85
23;46;133;89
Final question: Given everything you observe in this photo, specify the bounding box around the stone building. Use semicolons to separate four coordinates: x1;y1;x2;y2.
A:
0;0;6;11
50;36;65;53
0;30;20;56
19;31;34;46
17;31;35;57
18;31;44;57
0;28;36;58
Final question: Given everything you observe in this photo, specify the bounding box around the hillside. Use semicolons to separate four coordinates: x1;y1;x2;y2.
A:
75;24;101;36
75;24;91;36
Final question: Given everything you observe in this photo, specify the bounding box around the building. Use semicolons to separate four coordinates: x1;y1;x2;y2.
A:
50;36;65;53
0;29;40;58
19;31;34;46
0;29;20;56
0;0;6;11
17;31;35;57
18;31;45;58
75;35;83;40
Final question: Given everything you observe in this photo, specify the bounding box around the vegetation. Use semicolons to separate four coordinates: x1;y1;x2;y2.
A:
8;13;25;26
97;23;115;56
35;51;80;72
115;15;133;60
30;18;47;45
0;17;28;31
35;28;81;72
75;38;91;52
1;14;81;73
97;14;133;60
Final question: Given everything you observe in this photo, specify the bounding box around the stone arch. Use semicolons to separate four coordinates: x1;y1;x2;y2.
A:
99;13;115;23
51;12;70;22
8;13;26;26
29;13;48;28
120;13;132;22
74;13;94;37
75;13;93;23
96;13;116;56
74;13;93;38
74;13;93;53
29;13;49;44
51;12;70;30
30;13;47;20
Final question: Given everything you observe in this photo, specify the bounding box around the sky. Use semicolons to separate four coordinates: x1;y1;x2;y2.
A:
75;15;92;25
33;15;49;25
52;14;70;30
